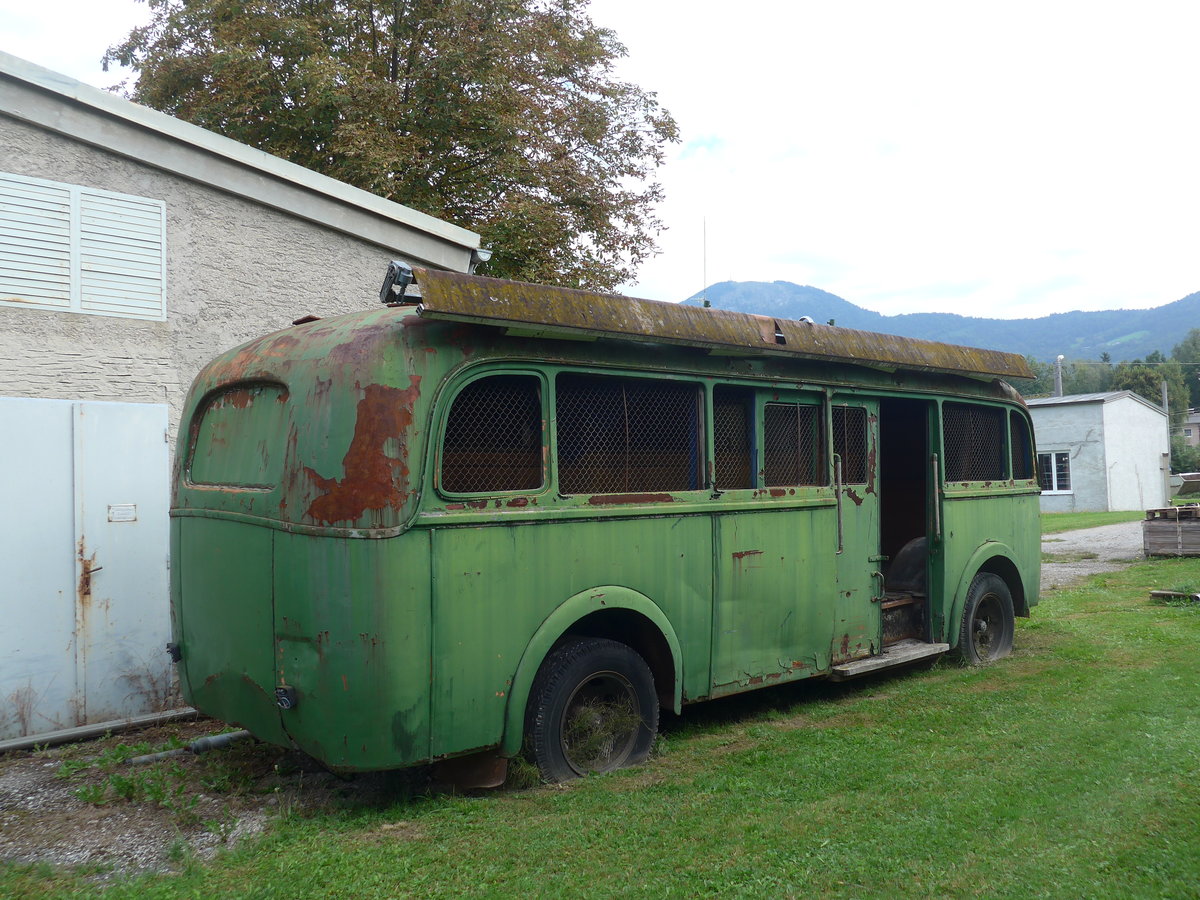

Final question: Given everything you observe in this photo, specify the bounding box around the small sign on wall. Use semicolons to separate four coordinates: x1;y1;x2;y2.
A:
107;504;137;523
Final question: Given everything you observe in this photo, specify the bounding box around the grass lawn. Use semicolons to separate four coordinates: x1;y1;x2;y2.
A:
6;558;1200;899
1041;509;1146;533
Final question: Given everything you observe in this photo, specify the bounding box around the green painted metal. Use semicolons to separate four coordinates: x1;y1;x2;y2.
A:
170;270;1041;773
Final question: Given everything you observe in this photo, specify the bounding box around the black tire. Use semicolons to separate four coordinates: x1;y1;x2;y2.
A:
525;638;658;783
955;573;1015;664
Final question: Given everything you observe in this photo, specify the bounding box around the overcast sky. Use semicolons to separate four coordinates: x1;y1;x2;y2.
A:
4;0;1199;318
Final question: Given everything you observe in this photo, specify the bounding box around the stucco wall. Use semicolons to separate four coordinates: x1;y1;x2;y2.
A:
1030;403;1108;513
1102;396;1168;510
0;114;421;435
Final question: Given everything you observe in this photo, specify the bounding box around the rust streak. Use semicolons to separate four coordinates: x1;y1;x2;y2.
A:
731;549;763;560
586;492;675;506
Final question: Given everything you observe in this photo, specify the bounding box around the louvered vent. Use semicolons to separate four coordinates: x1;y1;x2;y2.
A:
0;172;166;320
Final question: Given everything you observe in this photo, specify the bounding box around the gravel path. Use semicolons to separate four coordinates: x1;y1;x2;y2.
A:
1040;520;1145;591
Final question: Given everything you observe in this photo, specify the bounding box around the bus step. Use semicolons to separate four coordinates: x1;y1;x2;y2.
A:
830;639;949;681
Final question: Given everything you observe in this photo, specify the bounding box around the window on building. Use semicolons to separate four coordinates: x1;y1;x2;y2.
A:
1037;451;1072;492
0;172;167;321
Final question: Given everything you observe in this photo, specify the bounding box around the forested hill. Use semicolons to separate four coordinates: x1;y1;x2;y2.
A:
680;281;1200;362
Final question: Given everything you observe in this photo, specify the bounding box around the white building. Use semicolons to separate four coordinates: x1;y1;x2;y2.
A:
0;51;479;744
1026;391;1170;513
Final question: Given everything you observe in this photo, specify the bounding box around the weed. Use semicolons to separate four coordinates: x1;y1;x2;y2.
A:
503;756;542;790
165;837;191;865
72;783;107;805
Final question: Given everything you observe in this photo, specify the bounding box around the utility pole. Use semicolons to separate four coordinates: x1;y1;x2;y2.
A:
1053;355;1064;397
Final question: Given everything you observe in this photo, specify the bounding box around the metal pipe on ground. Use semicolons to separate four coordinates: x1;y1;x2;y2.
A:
0;707;202;754
128;729;252;764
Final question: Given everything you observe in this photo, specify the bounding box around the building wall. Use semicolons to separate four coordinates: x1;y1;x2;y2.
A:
1031;403;1108;513
1;114;413;434
1103;396;1169;510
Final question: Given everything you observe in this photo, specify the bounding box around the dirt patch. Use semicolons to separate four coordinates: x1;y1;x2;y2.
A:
1041;521;1145;590
0;717;419;879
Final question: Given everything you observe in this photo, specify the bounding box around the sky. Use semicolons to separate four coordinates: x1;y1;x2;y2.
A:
4;0;1200;319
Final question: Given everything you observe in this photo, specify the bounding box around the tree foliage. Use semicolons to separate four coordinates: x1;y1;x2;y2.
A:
106;0;679;290
1171;327;1200;409
1110;351;1190;428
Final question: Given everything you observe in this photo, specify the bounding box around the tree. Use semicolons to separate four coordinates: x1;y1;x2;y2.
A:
1171;327;1200;409
1110;352;1190;430
105;0;679;290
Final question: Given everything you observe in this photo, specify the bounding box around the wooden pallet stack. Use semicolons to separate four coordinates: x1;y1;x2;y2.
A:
1143;506;1200;557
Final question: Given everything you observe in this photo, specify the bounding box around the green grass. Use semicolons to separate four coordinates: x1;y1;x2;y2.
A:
6;558;1200;899
1040;509;1145;533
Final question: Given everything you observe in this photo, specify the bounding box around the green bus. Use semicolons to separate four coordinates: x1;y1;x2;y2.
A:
170;264;1040;785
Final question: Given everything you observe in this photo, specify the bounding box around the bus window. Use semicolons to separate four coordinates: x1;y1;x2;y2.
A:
189;382;287;489
763;402;824;486
713;385;755;490
942;402;1005;482
833;406;869;484
1010;411;1034;480
556;373;702;494
440;374;543;494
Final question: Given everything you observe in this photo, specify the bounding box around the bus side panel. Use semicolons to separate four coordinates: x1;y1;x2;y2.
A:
428;516;713;758
273;530;432;770
712;507;834;694
937;492;1041;640
174;517;288;745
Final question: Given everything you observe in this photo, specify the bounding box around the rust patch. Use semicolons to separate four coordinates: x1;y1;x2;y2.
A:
76;538;97;611
840;634;851;657
748;675;764;685
731;549;763;560
844;487;864;506
586;493;675;506
304;378;419;525
505;497;530;508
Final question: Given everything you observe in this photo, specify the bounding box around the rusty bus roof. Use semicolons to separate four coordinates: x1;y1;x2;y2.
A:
411;268;1034;381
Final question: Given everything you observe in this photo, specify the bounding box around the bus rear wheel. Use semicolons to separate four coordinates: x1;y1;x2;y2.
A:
956;573;1015;664
526;638;658;783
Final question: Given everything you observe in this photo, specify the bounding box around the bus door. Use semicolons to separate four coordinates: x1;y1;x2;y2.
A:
710;388;833;694
830;397;882;662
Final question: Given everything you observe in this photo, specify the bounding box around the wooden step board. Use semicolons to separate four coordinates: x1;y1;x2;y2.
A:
830;638;949;681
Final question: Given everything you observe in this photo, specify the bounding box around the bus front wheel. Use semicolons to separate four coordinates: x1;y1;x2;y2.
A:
525;638;658;783
955;573;1015;665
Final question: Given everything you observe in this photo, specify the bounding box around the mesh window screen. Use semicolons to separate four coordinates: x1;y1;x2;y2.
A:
943;403;1005;482
833;406;868;484
557;373;701;494
714;386;754;489
1010;412;1033;479
763;403;823;486
441;375;542;493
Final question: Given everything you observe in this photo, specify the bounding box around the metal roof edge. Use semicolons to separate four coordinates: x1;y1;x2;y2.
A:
0;50;479;251
1026;390;1166;413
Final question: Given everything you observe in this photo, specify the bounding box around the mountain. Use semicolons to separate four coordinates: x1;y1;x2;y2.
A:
681;281;1200;362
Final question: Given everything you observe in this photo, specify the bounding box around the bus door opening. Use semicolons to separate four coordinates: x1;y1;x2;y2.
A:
878;398;933;645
